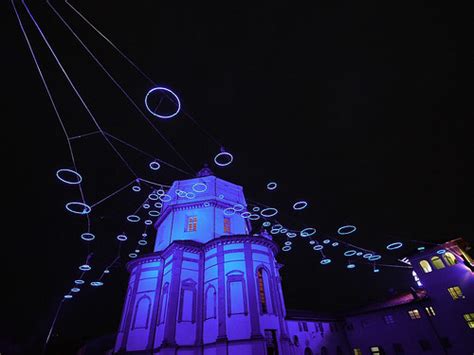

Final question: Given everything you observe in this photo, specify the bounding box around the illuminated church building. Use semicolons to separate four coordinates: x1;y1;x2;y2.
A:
112;168;474;355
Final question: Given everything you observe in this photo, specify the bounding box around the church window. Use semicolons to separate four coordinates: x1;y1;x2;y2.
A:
227;271;248;316
419;260;432;273
132;295;151;329
186;216;197;232
425;306;436;317
431;256;445;269
463;313;474;328
205;285;216;319
257;267;273;314
448;286;464;300
224;217;231;233
443;252;457;266
178;279;196;322
353;349;362;355
408;309;421;320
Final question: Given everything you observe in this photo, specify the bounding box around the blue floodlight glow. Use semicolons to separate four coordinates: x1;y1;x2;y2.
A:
249;214;260;220
74;279;84;285
64;295;73;299
117;234;127;241
80;233;95;241
154;202;162;208
241;212;251;218
260;208;278;217
90;281;104;287
56;169;82;185
66;202;91;215
71;287;80;292
356;252;363;256
79;264;91;271
332;242;339;247
347;263;356;269
337;225;357;235
149;161;161;170
266;182;278;190
287;232;297;238
386;242;403;250
282;246;292;252
143;203;150;209
262;221;271;227
144;219;153;225
132;185;141;192
127;215;140;222
293;201;308;210
186;192;196;199
252;206;260;212
437;249;446;255
344;250;357;257
148;210;160;217
224;207;236;216
313;245;324;251
129;253;138;258
300;228;316;237
214;151;233;167
138;240;147;246
233;204;244;211
148;193;159;201
363;253;373;259
320;258;331;265
192;182;207;193
368;255;382;261
284;241;292;246
159;194;172;202
323;239;330;244
145;87;181;119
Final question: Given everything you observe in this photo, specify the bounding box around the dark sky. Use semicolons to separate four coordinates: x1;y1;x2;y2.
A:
5;0;472;353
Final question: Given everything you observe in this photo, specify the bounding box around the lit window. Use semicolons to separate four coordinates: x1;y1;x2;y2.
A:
408;309;421;320
353;349;362;355
257;268;268;313
425;306;436;317
447;286;464;300
463;313;474;328
443;252;457;266
419;260;432;273
186;216;197;232
370;346;383;355
431;256;445;269
384;314;395;324
412;270;422;287
224;217;231;233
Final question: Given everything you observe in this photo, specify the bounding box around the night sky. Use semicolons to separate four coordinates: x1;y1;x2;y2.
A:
5;1;472;353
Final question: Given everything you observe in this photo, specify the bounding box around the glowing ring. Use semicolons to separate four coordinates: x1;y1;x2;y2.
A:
142;233;148;237
145;87;181;119
64;295;73;299
260;208;278;217
144;219;153;225
252;206;260;212
313;245;324;251
66;202;91;215
300;228;316;237
157;189;165;196
218;194;225;199
138;240;147;246
347;264;356;269
129;253;138;258
79;264;91;271
373;268;380;273
323;239;330;244
117;234;127;241
149;210;160;217
437;249;446;254
132;185;141;192
309;240;316;245
127;215;140;222
135;249;140;253
344;250;357;257
368;255;381;261
356;252;363;256
363;253;373;259
233;204;244;211
287;232;297;238
186;192;196;199
241;212;251;218
90;281;103;287
154;202;162;208
148;193;159;201
149;161;161;170
331;242;339;247
56;169;82;185
267;182;277;190
320;258;331;265
293;201;308;210
71;287;80;293
284;241;292;246
262;221;271;227
104;269;110;274
282;246;292;252
249;214;260;220
74;279;84;285
143;203;150;209
270;229;280;235
337;225;357;235
178;191;187;198
224;207;236;216
214;151;233;167
80;233;95;241
272;224;283;231
159;194;172;202
192;183;207;193
386;242;403;250
280;228;288;234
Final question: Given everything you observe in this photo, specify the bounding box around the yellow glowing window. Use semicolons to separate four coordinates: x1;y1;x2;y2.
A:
353;349;362;355
419;260;432;273
448;286;464;300
408;309;421;320
370;346;382;355
186;216;197;232
443;252;457;266
224;217;231;233
463;313;474;328
425;306;436;317
431;256;445;269
257;269;267;313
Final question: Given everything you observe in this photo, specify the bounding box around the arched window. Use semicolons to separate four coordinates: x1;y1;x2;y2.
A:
178;279;197;323
443;252;457;266
419;260;432;273
226;271;248;316
132;295;151;329
159;283;169;324
431;256;445;270
257;268;273;314
304;348;313;355
205;285;216;319
293;335;299;346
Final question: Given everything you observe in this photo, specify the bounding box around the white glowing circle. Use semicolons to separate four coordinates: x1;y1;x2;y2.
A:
293;201;308;210
331;242;339;247
337;225;357;235
81;233;95;241
284;241;292;246
90;281;103;287
214;151;233;167
79;264;91;271
129;253;138;258
159;194;172;202
204;202;210;207
386;242;403;250
142;233;148;237
103;269;110;274
218;194;225;199
148;210;160;217
241;212;251;218
320;258;331;265
270;229;280;235
117;234;127;241
266;182;278;190
66;202;91;215
252;206;260;212
309;240;316;245
143;203;150;209
224;207;236;216
71;287;80;293
280;228;288;234
154;202;162;208
313;245;324;251
262;221;271;227
74;279;84;285
144;219;153;225
145;86;181;119
300;228;316;237
368;255;382;261
287;232;297;238
148;193;159;201
356;252;363;256
323;239;331;244
282;246;292;252
192;183;207;193
56;169;82;185
132;185;141;192
149;161;161;170
344;250;357;257
249;214;260;220
260;208;278;217
272;224;283;231
138;240;147;246
177;191;187;198
64;295;73;299
157;189;165;196
363;253;373;259
135;249;140;253
127;215;140;222
233;204;244;211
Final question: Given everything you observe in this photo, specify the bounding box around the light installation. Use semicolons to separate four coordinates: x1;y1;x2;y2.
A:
337;225;357;235
300;228;316;237
132;185;141;192
90;281;104;287
214;149;233;167
266;181;278;190
79;264;91;271
313;245;324;251
320;258;331;265
127;215;140;222
344;250;357;257
74;280;84;285
144;87;181;119
347;263;356;269
65;202;91;214
192;182;207;192
56;168;82;184
386;242;403;250
116;234;127;241
437;249;446;254
80;233;95;241
260;207;278;217
292;201;308;210
149;161;161;170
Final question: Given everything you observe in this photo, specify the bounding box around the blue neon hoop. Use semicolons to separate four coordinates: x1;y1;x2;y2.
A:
64;295;73;299
149;210;160;217
66;202;91;215
368;255;381;261
249;214;260;220
81;233;95;241
74;279;84;285
284;241;292;246
300;228;316;237
266;182;277;190
186;192;196;199
127;215;140;222
337;225;357;235
214;151;233;167
344;250;357;257
386;242;403;250
145;87;181;119
154;202;162;208
117;234;127;241
331;242;339;247
71;287;80;293
320;258;331;265
132;185;141;192
90;281;103;287
241;212;251;218
148;193;159;201
252;206;260;212
282;246;292;252
287;232;297;238
356;252;363;256
262;221;271;227
224;207;236;216
293;201;308;210
79;264;91;271
323;239;331;244
143;203;150;209
144;219;153;225
159;194;172;202
56;169;82;185
260;208;278;218
313;245;324;251
347;264;356;269
233;204;244;211
149;161;161;170
138;240;147;246
129;253;138;258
